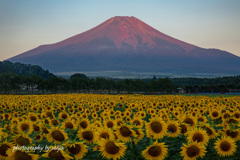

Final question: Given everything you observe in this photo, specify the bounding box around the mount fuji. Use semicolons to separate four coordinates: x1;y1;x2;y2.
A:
7;16;240;77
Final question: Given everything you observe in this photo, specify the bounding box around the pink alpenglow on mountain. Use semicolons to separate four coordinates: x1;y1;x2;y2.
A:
8;16;240;76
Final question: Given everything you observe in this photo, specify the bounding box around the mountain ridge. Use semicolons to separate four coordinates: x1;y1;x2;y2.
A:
7;16;240;76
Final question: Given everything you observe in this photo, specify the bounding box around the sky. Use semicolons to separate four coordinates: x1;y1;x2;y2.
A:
0;0;240;61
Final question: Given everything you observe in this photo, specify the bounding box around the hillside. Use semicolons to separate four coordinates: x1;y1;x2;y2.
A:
0;61;54;79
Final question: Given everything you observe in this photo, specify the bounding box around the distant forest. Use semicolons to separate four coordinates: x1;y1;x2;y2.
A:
0;61;240;94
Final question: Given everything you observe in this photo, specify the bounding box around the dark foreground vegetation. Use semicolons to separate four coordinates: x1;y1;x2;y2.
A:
0;61;240;94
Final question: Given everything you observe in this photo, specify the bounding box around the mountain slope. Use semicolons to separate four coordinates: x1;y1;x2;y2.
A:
7;16;240;76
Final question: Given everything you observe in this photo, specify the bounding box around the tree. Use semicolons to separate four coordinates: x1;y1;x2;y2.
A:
70;73;87;80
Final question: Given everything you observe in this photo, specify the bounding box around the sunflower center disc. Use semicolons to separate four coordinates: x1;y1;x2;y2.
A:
100;132;110;139
68;144;81;155
80;121;88;129
21;124;29;131
168;124;177;133
33;125;40;131
180;125;187;134
120;126;131;137
234;113;240;118
224;113;230;119
226;130;238;138
107;122;114;128
15;150;32;160
35;135;41;140
206;128;213;135
212;111;219;117
65;122;73;129
148;146;161;157
42;127;49;134
228;119;237;124
184;118;193;125
47;112;53;118
151;122;162;133
16;136;30;146
0;144;10;156
52;120;59;126
49;150;64;160
82;131;93;140
62;114;67;119
30;116;36;121
133;120;141;125
52;130;65;141
192;133;204;143
105;141;120;154
220;141;231;151
187;145;200;157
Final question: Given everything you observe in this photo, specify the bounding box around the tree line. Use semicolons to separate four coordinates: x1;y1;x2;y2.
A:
171;76;240;93
0;73;175;94
1;61;240;94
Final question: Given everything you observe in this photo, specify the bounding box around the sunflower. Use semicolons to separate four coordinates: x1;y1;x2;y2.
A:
115;125;137;142
104;119;116;129
12;134;32;146
131;117;144;127
66;142;88;160
7;149;39;160
146;117;167;139
42;118;50;125
196;116;207;124
41;125;50;134
142;141;168;160
233;110;240;119
223;129;240;141
166;121;180;137
42;148;73;160
210;110;221;120
81;113;88;119
214;136;237;157
222;111;231;120
63;119;77;130
187;128;209;146
182;115;197;128
58;111;69;120
0;128;4;140
28;114;38;122
17;120;33;135
99;139;126;160
45;110;55;119
95;127;115;141
78;119;90;130
125;116;131;123
93;120;103;129
180;142;206;160
133;128;145;145
78;128;96;144
3;113;11;120
115;119;124;127
50;119;60;126
201;125;218;139
0;141;13;159
139;111;146;118
34;133;43;142
92;112;98;119
46;126;68;144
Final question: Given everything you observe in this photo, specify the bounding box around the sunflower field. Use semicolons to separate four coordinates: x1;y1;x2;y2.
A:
0;94;240;160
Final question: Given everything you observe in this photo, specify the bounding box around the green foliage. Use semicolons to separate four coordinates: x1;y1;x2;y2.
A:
0;61;54;79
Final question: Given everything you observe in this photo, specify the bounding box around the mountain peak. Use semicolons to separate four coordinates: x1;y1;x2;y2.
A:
7;16;240;76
